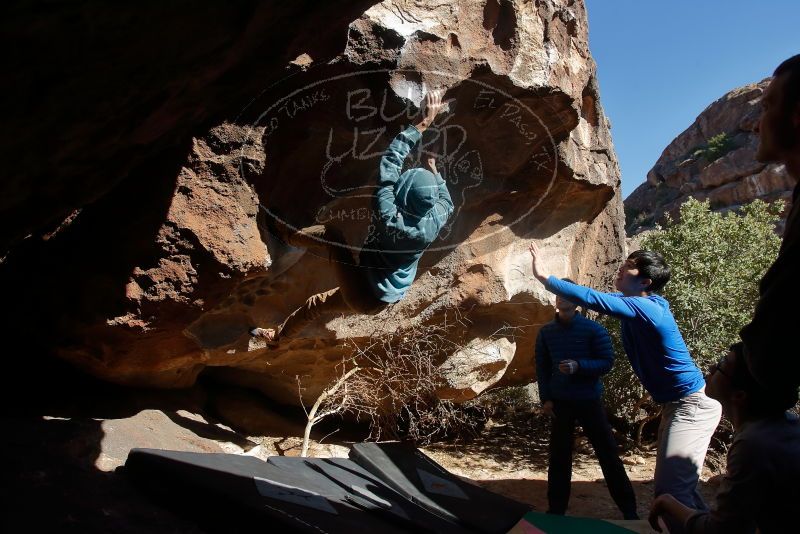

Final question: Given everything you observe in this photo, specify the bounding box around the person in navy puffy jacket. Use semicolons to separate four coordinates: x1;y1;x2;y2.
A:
535;281;637;519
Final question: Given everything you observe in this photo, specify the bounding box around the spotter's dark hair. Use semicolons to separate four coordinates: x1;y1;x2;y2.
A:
627;250;670;293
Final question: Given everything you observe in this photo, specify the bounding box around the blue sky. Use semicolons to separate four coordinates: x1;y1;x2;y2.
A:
585;0;799;198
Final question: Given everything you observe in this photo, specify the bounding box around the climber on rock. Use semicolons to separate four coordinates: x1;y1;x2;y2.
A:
250;89;454;345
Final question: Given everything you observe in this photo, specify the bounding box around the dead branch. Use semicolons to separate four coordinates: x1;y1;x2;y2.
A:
300;366;360;457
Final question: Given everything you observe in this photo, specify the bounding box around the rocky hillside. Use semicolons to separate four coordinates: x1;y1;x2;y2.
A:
0;0;625;408
625;79;794;235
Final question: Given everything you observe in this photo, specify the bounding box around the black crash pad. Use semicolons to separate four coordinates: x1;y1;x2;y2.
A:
267;456;469;533
125;448;410;534
349;442;531;534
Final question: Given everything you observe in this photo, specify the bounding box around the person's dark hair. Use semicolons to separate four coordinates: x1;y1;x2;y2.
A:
774;54;800;113
729;342;799;413
627;250;670;293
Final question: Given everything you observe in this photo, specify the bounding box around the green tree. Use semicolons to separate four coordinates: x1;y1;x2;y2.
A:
644;198;782;364
692;132;737;162
603;197;783;443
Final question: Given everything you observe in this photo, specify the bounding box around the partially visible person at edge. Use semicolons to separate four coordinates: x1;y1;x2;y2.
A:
740;54;800;391
649;342;800;534
528;244;721;519
535;283;638;520
250;91;453;345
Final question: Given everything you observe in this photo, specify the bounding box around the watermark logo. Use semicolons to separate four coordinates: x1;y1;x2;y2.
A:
237;68;558;261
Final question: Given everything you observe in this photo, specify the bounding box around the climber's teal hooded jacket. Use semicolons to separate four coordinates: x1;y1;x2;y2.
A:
359;126;453;303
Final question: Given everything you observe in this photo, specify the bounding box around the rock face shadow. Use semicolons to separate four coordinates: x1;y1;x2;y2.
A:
0;2;626;416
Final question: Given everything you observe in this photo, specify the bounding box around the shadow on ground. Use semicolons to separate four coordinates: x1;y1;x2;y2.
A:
427;415;552;472
0;352;332;533
0;354;718;532
426;414;718;523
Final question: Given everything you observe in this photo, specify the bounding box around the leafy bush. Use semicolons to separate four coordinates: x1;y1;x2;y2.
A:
644;198;782;366
603;198;783;444
692;132;737;162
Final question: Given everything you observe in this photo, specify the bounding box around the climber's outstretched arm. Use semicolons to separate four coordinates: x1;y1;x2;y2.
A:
375;91;446;239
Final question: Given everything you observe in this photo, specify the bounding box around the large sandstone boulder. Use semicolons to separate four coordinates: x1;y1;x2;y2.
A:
0;0;624;406
626;79;794;235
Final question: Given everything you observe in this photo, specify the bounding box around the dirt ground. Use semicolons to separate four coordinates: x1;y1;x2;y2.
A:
0;368;722;533
422;416;719;528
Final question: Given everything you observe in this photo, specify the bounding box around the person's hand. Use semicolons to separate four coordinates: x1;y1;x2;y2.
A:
558;359;578;375
542;400;555;418
648;494;675;532
415;90;444;133
528;242;549;283
424;156;438;174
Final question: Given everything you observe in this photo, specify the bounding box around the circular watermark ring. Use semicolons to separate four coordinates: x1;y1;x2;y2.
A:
236;67;559;256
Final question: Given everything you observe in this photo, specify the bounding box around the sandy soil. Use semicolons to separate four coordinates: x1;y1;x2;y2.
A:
0;374;722;533
422;416;719;531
